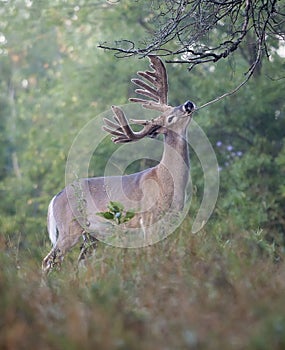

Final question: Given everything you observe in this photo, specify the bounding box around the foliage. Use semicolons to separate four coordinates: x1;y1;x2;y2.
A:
1;219;285;349
0;0;283;243
97;201;135;224
0;1;284;349
99;0;285;81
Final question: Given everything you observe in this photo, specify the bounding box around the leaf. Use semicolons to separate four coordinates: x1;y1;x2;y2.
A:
122;210;135;223
108;201;124;212
125;210;135;219
97;212;115;220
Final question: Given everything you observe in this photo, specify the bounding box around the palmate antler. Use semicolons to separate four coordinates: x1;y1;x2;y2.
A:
102;55;171;143
130;55;169;110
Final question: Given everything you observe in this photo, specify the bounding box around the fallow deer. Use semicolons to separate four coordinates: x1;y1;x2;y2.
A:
42;55;195;274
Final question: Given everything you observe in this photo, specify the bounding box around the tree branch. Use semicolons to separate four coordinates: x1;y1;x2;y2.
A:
98;0;284;106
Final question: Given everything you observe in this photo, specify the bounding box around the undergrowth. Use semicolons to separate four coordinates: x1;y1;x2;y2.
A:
1;217;285;350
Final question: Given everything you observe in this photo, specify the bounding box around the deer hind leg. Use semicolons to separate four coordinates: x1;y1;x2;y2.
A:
42;246;64;275
42;220;84;275
42;239;71;275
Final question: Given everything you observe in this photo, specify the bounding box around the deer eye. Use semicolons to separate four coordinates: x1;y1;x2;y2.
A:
167;115;175;123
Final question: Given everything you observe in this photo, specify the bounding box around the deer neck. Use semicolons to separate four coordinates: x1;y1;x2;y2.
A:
157;129;190;209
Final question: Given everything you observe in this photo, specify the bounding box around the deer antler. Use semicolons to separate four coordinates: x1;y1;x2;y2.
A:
102;106;163;143
130;55;170;111
102;55;170;143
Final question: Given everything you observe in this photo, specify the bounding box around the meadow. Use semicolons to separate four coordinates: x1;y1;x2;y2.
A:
1;217;285;350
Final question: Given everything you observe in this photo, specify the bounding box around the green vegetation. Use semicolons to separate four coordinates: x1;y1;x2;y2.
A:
97;201;135;225
1;220;285;349
0;1;284;349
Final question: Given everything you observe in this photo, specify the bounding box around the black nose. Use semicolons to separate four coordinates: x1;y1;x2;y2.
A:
184;100;195;113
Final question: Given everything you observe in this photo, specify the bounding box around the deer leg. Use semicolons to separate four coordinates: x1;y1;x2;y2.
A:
78;232;98;265
42;247;64;275
42;220;84;275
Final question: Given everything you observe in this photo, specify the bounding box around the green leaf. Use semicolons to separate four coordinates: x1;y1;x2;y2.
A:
97;212;115;220
109;201;124;212
122;210;135;223
125;210;135;220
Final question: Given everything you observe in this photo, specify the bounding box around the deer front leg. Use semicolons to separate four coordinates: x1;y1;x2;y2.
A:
77;232;98;265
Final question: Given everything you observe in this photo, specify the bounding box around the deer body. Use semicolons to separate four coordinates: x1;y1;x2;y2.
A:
42;56;195;274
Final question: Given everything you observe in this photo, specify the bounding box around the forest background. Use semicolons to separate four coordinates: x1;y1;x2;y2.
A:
0;1;285;349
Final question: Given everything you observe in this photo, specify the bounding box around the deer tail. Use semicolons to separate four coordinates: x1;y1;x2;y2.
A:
47;196;58;246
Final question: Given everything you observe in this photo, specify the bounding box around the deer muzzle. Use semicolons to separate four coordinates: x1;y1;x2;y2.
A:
183;100;196;114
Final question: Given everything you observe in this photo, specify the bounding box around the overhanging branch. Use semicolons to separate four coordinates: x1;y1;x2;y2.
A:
98;0;284;106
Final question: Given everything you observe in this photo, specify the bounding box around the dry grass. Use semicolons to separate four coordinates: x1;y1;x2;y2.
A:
1;218;285;350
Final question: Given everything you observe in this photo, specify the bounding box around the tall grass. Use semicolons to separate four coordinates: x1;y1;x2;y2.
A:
1;217;285;349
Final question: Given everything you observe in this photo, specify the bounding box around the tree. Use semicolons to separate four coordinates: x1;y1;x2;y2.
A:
0;0;157;245
99;0;285;103
0;0;284;249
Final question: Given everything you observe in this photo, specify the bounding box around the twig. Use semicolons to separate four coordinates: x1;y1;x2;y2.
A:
197;42;262;110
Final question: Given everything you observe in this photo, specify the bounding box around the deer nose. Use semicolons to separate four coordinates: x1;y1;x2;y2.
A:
183;100;195;113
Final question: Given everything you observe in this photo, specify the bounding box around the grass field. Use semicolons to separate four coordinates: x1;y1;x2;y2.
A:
1;217;285;350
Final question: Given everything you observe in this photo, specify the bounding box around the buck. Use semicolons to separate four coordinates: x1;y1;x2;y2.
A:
42;55;195;274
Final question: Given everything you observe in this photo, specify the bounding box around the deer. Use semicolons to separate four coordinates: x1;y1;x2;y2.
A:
42;55;195;274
